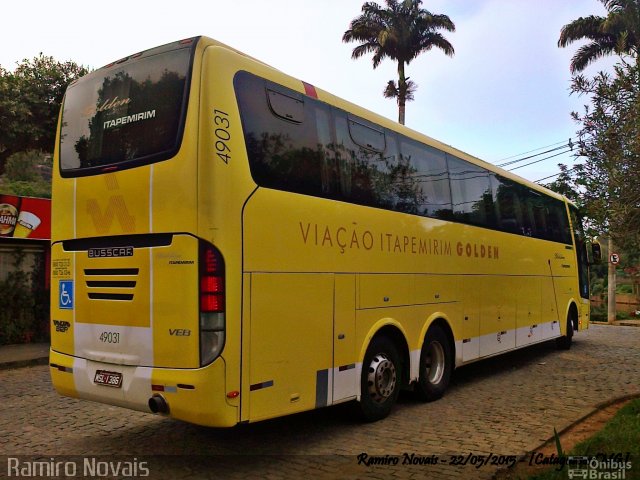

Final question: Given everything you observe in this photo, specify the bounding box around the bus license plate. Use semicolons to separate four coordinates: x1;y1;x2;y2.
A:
94;370;123;388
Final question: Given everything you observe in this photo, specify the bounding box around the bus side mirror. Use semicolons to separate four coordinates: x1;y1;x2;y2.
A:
590;241;602;264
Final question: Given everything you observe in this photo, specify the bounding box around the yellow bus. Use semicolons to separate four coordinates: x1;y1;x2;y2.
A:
50;36;593;426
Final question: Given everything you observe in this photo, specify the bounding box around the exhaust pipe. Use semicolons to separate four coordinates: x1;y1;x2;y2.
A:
148;395;170;414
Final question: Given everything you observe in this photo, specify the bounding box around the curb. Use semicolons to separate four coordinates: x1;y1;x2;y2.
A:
491;392;640;479
0;356;49;371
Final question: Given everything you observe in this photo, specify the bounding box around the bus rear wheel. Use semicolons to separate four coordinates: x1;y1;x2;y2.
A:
359;336;401;422
415;325;452;402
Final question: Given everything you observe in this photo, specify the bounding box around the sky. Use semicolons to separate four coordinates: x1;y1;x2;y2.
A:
0;0;616;183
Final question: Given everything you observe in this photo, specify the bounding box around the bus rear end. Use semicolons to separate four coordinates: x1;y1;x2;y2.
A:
49;38;237;426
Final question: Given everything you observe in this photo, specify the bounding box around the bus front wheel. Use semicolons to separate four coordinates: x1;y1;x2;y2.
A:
556;313;575;350
359;336;401;422
415;325;452;402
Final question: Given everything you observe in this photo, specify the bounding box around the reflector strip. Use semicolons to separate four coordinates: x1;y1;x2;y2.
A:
250;380;274;391
302;81;318;99
50;363;73;373
338;363;356;372
152;384;177;393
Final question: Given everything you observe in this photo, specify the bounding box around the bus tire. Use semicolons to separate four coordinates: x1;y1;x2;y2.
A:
359;336;401;422
415;325;452;402
556;314;574;350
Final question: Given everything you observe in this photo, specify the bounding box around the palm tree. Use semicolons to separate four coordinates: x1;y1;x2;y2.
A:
343;0;455;125
558;0;640;73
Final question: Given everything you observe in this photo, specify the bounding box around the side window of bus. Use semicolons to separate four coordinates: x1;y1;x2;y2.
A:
517;186;536;237
449;155;493;227
545;198;572;244
530;193;549;239
376;132;401;210
314;105;338;197
334;112;384;207
235;72;330;197
398;140;452;218
491;175;523;234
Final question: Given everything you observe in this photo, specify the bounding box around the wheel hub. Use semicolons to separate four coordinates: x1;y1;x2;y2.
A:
367;353;397;403
425;341;445;384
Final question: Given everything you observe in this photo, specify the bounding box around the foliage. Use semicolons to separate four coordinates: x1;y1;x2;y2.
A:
343;0;455;125
0;150;52;198
528;398;640;479
0;53;87;174
0;249;50;345
5;150;42;182
551;60;640;253
558;0;640;73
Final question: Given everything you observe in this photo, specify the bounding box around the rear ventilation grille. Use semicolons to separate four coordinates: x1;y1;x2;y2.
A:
84;268;138;301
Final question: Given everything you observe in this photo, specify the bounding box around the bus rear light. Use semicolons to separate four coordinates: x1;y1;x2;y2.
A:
199;241;225;366
203;248;219;273
200;275;223;294
200;294;224;312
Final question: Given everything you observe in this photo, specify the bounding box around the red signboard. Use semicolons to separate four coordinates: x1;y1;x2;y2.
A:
0;195;51;240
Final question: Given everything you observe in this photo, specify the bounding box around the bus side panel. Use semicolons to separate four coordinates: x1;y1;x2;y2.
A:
248;273;333;422
459;276;481;363
332;274;358;404
479;277;516;357
515;277;542;347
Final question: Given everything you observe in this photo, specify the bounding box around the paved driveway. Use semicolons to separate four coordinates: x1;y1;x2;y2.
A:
2;325;639;479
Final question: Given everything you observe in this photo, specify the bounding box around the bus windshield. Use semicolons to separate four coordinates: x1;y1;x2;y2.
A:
59;41;194;176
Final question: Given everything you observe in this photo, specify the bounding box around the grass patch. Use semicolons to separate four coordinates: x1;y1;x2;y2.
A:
529;398;640;479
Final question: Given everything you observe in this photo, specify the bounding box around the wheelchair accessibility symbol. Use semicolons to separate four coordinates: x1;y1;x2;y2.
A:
59;280;74;310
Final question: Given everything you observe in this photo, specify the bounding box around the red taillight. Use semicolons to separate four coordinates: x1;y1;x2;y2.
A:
200;276;223;293
200;294;224;312
203;248;219;274
199;242;224;313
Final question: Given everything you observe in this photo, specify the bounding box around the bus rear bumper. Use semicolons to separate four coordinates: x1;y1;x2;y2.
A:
49;349;238;427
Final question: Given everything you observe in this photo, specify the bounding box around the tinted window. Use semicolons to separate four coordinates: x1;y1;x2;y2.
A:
491;175;523;234
399;140;452;218
267;89;304;123
449;155;493;227
235;71;573;244
545;198;572;244
570;207;589;298
349;118;385;152
60;43;194;176
336;112;391;207
235;73;335;198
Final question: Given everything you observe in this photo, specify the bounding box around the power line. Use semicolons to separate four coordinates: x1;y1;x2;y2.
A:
534;166;579;183
498;140;574;168
507;148;573;171
497;139;571;162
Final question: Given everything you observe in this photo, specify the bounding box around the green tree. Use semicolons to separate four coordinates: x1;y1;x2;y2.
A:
558;61;640;251
0;54;87;174
558;0;640;73
343;0;455;125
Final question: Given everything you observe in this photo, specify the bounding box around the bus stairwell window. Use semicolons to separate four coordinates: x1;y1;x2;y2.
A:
267;89;304;123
